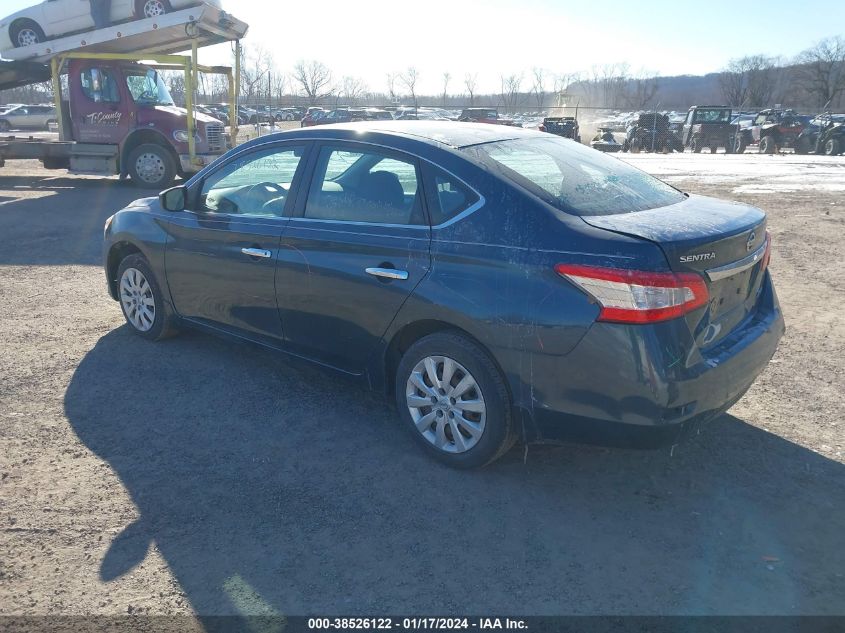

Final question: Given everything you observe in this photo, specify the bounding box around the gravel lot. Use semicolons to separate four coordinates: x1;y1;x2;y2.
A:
0;151;843;618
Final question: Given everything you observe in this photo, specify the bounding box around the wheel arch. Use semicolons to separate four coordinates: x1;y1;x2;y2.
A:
378;319;512;405
106;241;144;300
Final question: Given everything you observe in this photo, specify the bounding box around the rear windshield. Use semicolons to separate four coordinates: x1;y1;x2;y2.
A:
466;137;684;216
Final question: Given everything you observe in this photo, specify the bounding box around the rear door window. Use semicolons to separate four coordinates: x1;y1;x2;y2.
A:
422;166;480;225
304;145;425;225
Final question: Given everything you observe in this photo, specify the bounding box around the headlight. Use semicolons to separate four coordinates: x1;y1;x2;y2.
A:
172;130;199;143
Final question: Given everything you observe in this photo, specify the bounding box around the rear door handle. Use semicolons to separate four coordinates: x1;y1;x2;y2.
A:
365;267;409;281
241;247;272;259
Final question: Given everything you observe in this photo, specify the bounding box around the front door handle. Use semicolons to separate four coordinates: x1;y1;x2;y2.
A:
241;247;272;259
365;267;409;281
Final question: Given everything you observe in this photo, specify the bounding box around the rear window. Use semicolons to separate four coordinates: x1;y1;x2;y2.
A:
467;137;684;216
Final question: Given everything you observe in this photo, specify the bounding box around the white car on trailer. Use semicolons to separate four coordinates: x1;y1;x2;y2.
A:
0;0;221;50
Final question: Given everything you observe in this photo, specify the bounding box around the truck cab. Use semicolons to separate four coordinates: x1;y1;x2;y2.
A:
61;59;227;187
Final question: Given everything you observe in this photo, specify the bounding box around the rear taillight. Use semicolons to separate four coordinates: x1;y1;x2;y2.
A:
555;264;709;324
760;231;772;271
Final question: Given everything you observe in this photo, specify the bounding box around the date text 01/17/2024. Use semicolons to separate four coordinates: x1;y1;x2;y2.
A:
306;617;528;630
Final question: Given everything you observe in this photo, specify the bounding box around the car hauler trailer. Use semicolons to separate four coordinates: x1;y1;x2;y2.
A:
0;4;247;188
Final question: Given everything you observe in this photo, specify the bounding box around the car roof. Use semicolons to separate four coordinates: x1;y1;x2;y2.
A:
247;121;536;149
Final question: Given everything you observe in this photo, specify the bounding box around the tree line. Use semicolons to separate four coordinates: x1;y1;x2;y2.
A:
2;35;843;114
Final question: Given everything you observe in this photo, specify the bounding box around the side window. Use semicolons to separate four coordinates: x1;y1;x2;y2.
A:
423;166;480;225
200;145;305;217
304;146;424;225
80;68;120;103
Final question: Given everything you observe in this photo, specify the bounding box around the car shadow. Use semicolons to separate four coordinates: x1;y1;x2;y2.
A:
0;175;145;266
64;327;845;617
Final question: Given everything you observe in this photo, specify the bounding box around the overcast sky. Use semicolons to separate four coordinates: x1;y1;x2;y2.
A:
3;0;844;94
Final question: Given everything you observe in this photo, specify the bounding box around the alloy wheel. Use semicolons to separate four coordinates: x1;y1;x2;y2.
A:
17;28;39;46
405;356;486;453
120;268;156;332
143;0;167;17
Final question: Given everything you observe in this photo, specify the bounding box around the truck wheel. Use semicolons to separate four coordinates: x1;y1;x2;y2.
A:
138;0;172;18
824;139;841;156
691;137;703;153
11;20;45;47
734;136;747;154
759;136;776;154
710;145;718;154
128;143;176;190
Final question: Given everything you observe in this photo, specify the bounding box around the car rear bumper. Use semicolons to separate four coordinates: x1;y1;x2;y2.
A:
518;272;785;444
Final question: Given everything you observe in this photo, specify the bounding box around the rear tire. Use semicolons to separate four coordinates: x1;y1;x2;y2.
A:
395;332;516;469
734;135;747;154
759;135;777;154
824;138;840;156
10;20;45;47
137;0;172;18
127;143;176;189
116;254;178;341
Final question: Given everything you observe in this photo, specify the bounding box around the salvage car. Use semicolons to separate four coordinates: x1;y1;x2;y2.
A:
103;122;784;468
679;105;737;153
0;0;220;49
734;108;804;154
539;116;580;141
623;113;683;153
0;103;56;131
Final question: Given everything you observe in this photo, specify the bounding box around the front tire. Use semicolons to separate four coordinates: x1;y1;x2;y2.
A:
127;143;176;189
10;20;45;47
116;254;178;341
824;138;841;156
759;135;777;154
395;332;516;468
734;135;747;154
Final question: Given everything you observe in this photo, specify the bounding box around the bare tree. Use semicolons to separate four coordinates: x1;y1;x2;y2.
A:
793;36;845;108
239;45;273;103
338;76;368;105
399;67;419;106
624;70;659;109
386;72;398;104
292;60;334;105
464;73;478;105
441;72;451;107
531;67;546;109
718;55;779;108
500;73;524;112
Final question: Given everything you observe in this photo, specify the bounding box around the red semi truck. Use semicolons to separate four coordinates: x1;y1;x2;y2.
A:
0;5;247;189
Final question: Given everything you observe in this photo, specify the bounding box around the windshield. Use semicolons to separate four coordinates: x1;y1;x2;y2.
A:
467;136;685;216
125;69;174;106
694;108;732;123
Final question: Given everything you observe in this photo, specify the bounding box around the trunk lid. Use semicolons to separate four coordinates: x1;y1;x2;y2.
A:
581;194;768;347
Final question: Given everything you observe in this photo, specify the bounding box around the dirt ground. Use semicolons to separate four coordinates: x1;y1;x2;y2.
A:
0;150;843;619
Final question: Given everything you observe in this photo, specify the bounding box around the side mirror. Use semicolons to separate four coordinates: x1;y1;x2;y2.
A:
159;186;186;212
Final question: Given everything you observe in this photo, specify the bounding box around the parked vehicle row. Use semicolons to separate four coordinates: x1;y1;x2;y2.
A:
0;103;56;131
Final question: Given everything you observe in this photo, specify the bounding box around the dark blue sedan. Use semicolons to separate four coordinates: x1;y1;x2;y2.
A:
103;122;784;467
